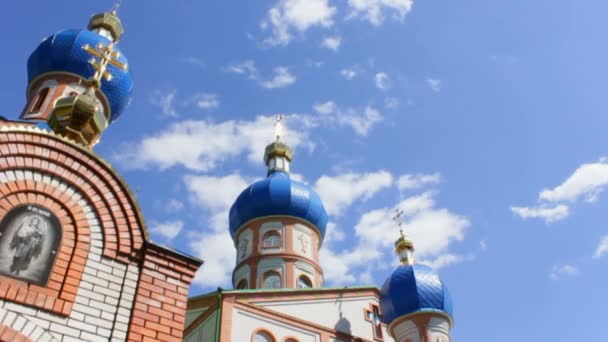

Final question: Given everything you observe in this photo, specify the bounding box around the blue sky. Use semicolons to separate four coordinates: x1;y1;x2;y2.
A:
3;1;608;340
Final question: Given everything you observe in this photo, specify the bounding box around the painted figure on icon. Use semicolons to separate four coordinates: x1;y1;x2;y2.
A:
9;215;46;275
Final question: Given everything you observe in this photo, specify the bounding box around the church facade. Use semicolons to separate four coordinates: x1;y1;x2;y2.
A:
0;8;201;342
183;140;454;342
0;6;454;342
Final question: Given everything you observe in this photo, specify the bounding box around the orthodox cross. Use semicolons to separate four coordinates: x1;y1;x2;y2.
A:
82;42;127;89
364;304;383;339
275;114;285;142
111;0;122;14
392;208;405;237
298;234;309;254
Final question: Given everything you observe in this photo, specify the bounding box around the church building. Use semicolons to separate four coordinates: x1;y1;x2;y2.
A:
0;7;202;342
183;129;454;342
0;5;455;342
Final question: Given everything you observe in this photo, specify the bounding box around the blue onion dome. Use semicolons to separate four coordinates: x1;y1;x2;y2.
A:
228;140;328;242
27;28;133;122
229;171;328;241
380;264;453;325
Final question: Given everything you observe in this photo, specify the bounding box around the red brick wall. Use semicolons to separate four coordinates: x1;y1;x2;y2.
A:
128;243;201;342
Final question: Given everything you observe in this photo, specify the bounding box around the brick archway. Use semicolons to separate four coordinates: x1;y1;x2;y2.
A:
0;128;148;261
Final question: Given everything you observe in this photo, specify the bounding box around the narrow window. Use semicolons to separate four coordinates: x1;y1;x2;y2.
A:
297;275;312;288
30;88;50;113
236;279;248;289
262;231;281;249
263;272;281;289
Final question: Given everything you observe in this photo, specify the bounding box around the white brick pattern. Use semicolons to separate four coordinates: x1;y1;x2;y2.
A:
0;170;140;341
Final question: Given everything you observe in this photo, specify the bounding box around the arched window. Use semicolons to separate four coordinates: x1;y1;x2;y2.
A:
262;231;281;249
236;279;248;289
284;338;299;342
254;330;275;342
30;88;50;113
263;272;281;289
297;275;312;288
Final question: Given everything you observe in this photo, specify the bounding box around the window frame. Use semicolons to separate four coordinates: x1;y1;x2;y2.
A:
262;271;282;289
297;275;313;289
262;231;281;249
30;87;50;113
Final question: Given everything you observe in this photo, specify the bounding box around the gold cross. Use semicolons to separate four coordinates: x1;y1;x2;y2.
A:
275;114;285;141
392;208;405;237
82;42;128;87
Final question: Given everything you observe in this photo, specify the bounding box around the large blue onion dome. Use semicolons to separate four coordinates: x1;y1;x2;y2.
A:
229;171;328;241
380;264;453;325
27;29;133;122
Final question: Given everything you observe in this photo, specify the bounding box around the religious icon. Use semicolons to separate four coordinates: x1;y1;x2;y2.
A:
0;205;62;285
298;234;309;254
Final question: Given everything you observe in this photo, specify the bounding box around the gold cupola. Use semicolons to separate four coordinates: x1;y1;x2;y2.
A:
264;115;293;175
393;209;415;265
47;6;129;148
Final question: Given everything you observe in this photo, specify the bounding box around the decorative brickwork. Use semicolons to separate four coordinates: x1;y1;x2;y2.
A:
0;322;32;342
0;127;202;341
0;128;147;261
127;243;200;342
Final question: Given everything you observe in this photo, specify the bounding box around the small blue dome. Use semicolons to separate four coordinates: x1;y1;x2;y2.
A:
27;29;133;122
380;264;453;325
229;171;328;241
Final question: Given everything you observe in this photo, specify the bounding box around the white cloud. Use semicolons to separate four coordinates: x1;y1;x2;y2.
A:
346;106;382;136
347;0;414;26
313;102;383;136
165;199;184;212
480;239;487;251
422;253;466;270
426;78;442;92
354;192;469;257
594;235;608;259
149;220;183;241
315;170;393;215
320;191;470;285
184;173;251;287
260;67;297;89
324;222;346;244
191;230;235;287
226;60;257;79
115;115;312;172
539;159;608;203
512;158;608;223
193;93;220;109
181;56;206;69
262;0;337;46
375;72;391;90
510;205;570;223
184;174;249;212
151;89;178;117
397;173;441;191
340;68;358;80
321;35;341;51
384;97;399;109
313;100;337;115
550;264;579;280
